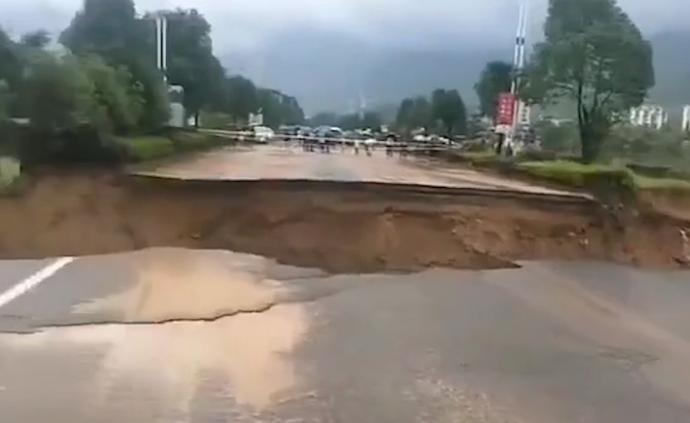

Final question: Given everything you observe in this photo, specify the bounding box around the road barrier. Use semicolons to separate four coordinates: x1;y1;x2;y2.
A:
201;129;460;153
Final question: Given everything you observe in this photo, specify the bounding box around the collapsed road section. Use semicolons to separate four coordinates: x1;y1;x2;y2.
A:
0;169;686;273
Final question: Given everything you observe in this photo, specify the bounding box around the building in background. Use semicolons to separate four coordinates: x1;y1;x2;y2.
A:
682;105;690;132
629;104;668;130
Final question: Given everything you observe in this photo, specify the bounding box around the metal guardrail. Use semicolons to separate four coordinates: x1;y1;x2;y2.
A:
202;129;460;152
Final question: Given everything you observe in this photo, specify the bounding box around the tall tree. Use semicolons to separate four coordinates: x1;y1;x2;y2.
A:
20;31;51;49
524;0;654;162
162;9;226;126
0;28;23;89
396;96;432;132
224;75;258;121
61;0;169;130
257;89;305;127
432;89;467;136
475;61;513;119
60;0;143;63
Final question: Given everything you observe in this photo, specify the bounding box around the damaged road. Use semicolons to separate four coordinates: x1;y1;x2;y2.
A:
2;146;690;422
2;249;690;422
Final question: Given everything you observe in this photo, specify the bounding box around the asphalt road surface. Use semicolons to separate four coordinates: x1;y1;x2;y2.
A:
134;144;584;198
2;248;690;422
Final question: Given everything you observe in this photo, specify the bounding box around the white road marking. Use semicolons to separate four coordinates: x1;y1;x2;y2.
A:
0;257;74;309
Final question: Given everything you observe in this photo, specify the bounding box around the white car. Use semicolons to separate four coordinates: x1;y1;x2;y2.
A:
252;126;275;143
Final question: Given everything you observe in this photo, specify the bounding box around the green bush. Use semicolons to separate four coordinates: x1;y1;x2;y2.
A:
516;161;635;190
20;126;127;165
118;136;175;162
78;55;144;134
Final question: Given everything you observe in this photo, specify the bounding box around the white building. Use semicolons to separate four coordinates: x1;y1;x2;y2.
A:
682;105;690;132
517;102;531;126
629;104;668;130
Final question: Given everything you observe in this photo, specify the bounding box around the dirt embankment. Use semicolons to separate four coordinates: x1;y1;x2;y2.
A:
0;169;687;273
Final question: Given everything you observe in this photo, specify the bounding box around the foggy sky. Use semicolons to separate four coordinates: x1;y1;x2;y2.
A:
0;0;686;55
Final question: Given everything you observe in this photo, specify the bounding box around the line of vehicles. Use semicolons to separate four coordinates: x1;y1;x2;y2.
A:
235;125;463;150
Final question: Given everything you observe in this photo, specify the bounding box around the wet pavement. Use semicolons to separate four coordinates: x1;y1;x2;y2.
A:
1;249;690;422
133;144;584;198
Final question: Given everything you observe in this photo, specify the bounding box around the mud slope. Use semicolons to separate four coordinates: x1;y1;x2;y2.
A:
0;169;686;273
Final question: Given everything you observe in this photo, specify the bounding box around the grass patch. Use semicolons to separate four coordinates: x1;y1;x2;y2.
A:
516;160;635;190
516;160;690;195
633;174;690;192
117;136;176;162
117;131;228;162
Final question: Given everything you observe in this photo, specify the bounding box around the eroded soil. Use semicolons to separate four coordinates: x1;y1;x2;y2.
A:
0;169;687;272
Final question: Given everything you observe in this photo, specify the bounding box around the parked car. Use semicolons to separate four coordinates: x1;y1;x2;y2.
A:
251;126;275;143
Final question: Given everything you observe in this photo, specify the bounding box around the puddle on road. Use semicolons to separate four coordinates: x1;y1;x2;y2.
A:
72;248;288;323
0;249;313;419
2;305;308;415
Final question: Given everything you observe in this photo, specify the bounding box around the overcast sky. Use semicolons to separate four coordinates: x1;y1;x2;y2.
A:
0;0;686;54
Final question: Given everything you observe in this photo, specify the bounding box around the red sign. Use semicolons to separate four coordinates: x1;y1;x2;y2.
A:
496;93;516;126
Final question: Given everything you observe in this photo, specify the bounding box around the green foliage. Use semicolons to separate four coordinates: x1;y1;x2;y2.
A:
524;0;655;163
257;89;305;127
0;28;23;90
224;76;258;122
0;80;8;119
475;61;513;119
161;9;226;122
61;0;169;130
78;55;144;134
119;131;227;162
22;54;96;133
534;120;579;153
20;31;51;49
61;0;143;62
396;96;432;132
127;60;170;130
118;135;175;161
516;160;635;190
431;89;467;135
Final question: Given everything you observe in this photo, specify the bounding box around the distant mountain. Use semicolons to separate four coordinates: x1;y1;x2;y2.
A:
221;29;510;115
221;29;690;118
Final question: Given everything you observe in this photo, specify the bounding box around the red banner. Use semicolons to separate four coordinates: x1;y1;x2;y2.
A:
496;93;516;126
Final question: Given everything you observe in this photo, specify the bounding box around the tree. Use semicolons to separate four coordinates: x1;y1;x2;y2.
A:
475;61;513;119
20;31;51;49
523;0;654;163
161;9;226;126
257;89;305;127
431;89;467;136
224;76;258;121
396;96;432;132
0;28;23;90
61;0;170;130
22;54;96;133
61;0;143;63
78;55;144;133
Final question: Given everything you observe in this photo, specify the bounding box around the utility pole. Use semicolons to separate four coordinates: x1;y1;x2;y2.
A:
505;0;530;154
155;14;168;78
152;13;185;128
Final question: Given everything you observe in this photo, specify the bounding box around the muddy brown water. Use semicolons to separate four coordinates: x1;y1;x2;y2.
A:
0;169;685;272
2;249;690;422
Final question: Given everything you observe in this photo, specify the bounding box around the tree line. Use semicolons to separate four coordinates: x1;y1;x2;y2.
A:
473;0;655;164
0;0;304;160
395;89;467;136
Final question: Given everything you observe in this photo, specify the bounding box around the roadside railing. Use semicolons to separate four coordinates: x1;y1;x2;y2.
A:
201;129;461;152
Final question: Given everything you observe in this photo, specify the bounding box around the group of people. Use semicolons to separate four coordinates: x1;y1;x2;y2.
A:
301;138;378;156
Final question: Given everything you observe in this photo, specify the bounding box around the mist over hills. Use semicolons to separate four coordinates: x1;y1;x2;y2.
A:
222;28;690;119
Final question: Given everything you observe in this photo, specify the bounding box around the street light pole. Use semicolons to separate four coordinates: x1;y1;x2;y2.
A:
154;14;168;79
